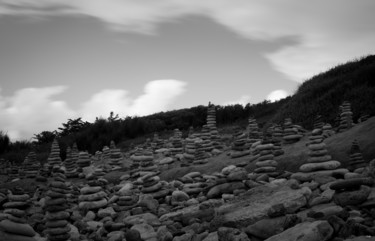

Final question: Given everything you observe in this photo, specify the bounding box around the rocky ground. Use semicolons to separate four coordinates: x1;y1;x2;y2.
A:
1;118;375;241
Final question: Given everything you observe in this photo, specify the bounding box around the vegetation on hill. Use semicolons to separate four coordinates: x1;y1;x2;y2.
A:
273;55;375;128
1;54;375;165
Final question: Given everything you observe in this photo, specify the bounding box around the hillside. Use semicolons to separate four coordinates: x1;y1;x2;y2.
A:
273;55;375;128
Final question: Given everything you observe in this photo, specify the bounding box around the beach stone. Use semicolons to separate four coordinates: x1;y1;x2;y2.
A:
330;178;374;191
207;182;245;199
300;161;341;172
131;223;157;241
264;220;333;241
0;220;36;237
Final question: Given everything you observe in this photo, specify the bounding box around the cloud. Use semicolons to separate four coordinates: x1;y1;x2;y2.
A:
223;95;251;106
1;0;374;82
267;90;288;102
0;80;187;140
0;86;75;140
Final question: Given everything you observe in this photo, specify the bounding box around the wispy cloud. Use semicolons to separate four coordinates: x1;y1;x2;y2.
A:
0;80;187;140
1;1;374;82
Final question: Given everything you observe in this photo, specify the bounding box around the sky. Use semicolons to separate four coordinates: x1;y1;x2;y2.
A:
0;1;374;141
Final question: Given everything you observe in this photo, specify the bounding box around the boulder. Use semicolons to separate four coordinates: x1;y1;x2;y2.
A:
333;185;371;206
264;221;333;241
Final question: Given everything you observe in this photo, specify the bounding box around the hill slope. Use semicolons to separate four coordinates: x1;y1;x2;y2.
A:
273;55;375;128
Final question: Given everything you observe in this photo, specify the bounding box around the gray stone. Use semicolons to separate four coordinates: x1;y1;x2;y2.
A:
131;223;157;241
264;220;333;241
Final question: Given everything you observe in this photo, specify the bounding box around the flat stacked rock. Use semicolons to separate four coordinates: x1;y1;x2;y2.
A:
114;183;139;212
23;151;40;178
338;101;354;132
47;139;62;172
199;125;214;153
109;141;124;169
291;132;347;182
349;139;367;172
76;151;91;171
314;115;324;130
45;172;71;241
193;138;209;165
207;105;221;149
170;129;184;156
182;136;199;166
322;123;335;138
101;146;111;165
0;190;36;240
64;147;78;178
253;141;279;178
151;133;164;151
79;180;108;212
180;172;207;197
247;117;262;146
283;118;303;144
330;178;373;206
270;124;284;156
138;172;169;200
130;148;158;173
231;129;251;158
7;163;19;180
358;113;370;123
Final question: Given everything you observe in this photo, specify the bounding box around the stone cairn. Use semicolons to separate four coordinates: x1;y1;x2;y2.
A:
322;123;335;138
230;128;251;158
130;148;158;174
22;151;40;178
109;140;124;169
358;113;370;123
283;118;303;144
76;151;91;173
79;177;108;212
348;139;367;172
247;117;262;147
182;134;199;166
47;139;62;173
253;141;279;180
338;101;353;132
151;133;164;151
113;182;139;212
0;190;36;240
138;172;170;201
7;162;19;180
207;104;221;149
199;125;214;153
64;147;78;178
271;124;284;156
45;171;71;241
193;138;209;165
170;129;184;156
291;130;345;182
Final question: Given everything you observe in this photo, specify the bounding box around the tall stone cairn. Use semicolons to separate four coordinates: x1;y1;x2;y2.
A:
207;104;221;148
271;124;284;156
247;117;262;146
76;151;91;172
170;129;184;156
151;133;164;151
199;125;214;153
338;101;353;132
45;172;71;241
349;139;367;172
0;190;36;240
47;139;62;173
23;151;40;178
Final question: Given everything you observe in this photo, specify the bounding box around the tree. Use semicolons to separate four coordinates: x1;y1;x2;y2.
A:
58;118;91;137
0;131;10;154
33;131;57;144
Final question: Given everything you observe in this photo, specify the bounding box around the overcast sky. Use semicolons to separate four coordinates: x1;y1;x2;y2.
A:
0;0;374;140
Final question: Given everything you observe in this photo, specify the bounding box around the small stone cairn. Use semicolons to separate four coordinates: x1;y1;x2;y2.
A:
0;190;36;240
23;151;40;178
291;129;346;182
338;101;354;132
199;125;214;153
151;133;164;151
45;171;71;241
79;178;108;212
108;140;124;169
247;117;262;147
113;183;139;212
137;172;170;200
283;118;303;144
348;139;367;172
130;148;158;174
76;151;91;172
230;128;251;158
170;129;184;156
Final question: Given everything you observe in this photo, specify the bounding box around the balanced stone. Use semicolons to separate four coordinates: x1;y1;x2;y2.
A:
253;142;279;179
348;139;367;172
22;151;40;178
283;118;303;144
109;140;124;169
79;180;108;211
114;182;139;212
64;147;78;178
47;139;62;172
337;101;353;132
76;151;91;170
231;128;251;158
206;104;221;149
45;172;71;241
